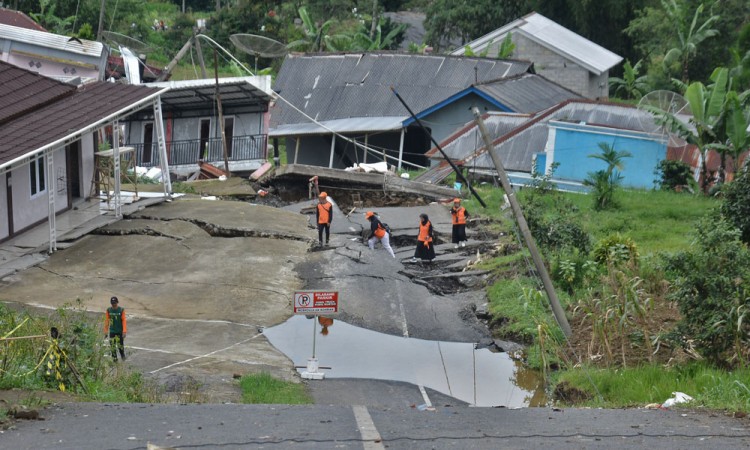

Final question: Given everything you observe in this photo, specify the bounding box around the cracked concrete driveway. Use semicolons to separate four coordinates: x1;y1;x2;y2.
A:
0;199;316;401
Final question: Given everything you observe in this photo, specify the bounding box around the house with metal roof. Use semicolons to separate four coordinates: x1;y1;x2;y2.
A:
404;73;581;144
0;23;108;84
451;12;623;100
0;61;171;249
269;52;533;171
426;100;671;190
123;76;274;176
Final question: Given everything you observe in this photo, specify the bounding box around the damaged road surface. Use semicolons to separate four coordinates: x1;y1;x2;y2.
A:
0;196;523;405
0;200;313;401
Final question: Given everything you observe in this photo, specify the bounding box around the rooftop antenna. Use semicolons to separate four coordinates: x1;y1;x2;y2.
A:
229;34;288;72
637;90;692;147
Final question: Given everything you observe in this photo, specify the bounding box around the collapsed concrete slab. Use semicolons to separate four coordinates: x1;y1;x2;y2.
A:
273;164;459;202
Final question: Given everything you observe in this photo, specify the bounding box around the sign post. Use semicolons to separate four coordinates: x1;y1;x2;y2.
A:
294;291;338;380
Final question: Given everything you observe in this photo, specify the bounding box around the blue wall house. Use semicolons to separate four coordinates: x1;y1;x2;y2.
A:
425;100;671;191
543;121;667;189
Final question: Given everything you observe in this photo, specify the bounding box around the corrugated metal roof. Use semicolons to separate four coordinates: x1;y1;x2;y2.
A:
0;23;104;57
0;60;76;123
146;76;272;110
427;113;531;160
269;116;407;137
270;52;532;132
431;100;666;173
475;74;581;113
452;12;622;75
0;79;163;168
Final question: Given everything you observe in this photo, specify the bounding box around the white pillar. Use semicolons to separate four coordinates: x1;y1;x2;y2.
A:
363;134;368;164
113;120;122;218
328;134;336;168
153;97;172;195
397;128;405;170
294;136;300;164
46;150;57;253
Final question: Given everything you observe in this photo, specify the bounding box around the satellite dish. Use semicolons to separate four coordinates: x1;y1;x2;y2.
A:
230;34;288;71
102;31;153;55
637;90;692;147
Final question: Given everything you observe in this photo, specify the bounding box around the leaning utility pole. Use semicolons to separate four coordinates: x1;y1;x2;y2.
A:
472;107;572;337
214;50;230;176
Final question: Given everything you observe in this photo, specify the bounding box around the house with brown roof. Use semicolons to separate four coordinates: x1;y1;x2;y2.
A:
0;61;171;249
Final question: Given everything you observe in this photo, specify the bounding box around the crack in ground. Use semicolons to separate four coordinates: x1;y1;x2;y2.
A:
94;226;193;250
126;215;312;242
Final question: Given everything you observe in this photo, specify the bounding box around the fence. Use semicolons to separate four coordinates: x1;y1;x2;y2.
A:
128;134;268;168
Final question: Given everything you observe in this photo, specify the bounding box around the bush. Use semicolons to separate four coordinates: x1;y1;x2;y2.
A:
592;233;640;266
656;159;693;191
720;170;750;245
664;216;750;367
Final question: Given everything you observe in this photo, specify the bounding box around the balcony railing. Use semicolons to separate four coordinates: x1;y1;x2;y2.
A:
127;134;268;168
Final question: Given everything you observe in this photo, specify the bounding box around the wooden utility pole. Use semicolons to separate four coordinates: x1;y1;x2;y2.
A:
156;37;194;82
214;50;230;176
472;107;572;337
96;0;106;41
194;32;208;78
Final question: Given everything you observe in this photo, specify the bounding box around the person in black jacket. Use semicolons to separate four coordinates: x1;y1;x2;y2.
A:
365;211;395;258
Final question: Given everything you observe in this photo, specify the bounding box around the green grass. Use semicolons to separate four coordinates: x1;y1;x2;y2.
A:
239;373;313;404
561;189;717;255
557;363;750;412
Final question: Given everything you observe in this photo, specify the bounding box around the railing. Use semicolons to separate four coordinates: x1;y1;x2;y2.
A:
127;134;268;168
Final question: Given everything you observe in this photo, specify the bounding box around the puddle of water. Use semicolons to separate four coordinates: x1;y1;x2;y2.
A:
264;315;546;407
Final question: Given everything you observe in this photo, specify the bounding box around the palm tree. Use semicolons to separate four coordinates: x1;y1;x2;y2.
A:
583;143;632;210
662;0;719;83
609;60;650;100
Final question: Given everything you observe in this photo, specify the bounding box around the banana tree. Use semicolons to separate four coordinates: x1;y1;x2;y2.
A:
662;0;719;83
713;91;750;177
288;7;341;52
609;59;650;100
352;23;407;51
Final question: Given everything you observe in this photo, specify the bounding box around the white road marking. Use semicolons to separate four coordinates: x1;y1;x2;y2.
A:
149;333;262;374
418;384;433;407
398;301;409;338
352;405;385;449
127;346;175;354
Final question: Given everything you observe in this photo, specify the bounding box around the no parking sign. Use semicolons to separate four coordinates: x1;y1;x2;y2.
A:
293;291;339;314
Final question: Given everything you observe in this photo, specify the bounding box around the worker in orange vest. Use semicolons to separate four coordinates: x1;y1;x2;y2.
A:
450;198;470;248
411;213;435;262
316;192;333;246
318;316;334;335
365;211;395;258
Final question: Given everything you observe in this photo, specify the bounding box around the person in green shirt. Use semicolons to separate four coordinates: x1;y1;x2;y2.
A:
104;296;127;361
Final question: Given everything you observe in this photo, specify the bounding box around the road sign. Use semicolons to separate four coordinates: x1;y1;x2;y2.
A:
294;291;339;314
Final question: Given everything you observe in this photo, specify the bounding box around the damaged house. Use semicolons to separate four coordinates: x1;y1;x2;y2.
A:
269;52;537;171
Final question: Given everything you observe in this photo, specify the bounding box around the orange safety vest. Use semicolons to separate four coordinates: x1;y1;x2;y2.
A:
452;206;467;225
317;202;332;224
374;221;386;238
418;220;432;243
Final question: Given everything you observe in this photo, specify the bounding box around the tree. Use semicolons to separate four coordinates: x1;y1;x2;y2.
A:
662;0;719;83
608;59;650;100
583;143;632;210
30;0;75;35
424;0;528;52
287;7;341;52
721;169;750;245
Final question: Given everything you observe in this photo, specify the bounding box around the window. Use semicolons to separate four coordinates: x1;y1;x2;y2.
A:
29;153;46;196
